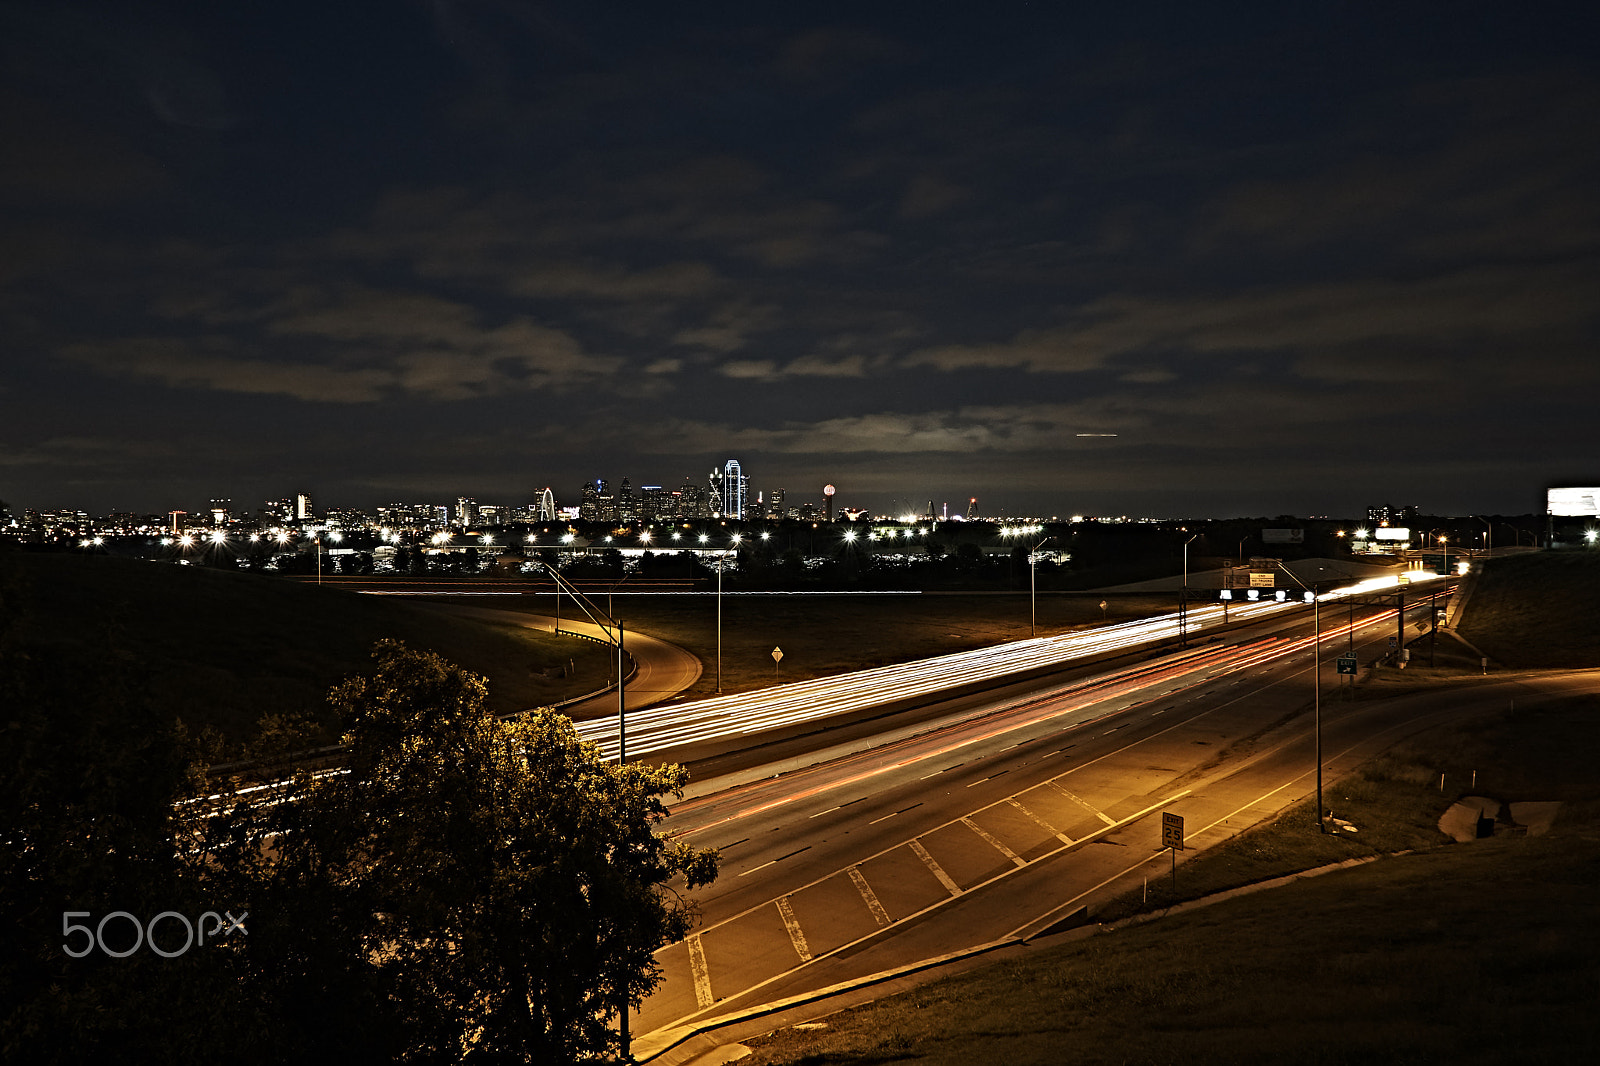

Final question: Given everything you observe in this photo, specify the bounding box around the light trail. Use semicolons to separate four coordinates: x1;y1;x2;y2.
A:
576;597;1307;761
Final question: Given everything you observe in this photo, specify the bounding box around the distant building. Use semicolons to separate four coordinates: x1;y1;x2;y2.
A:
295;493;314;521
723;459;746;520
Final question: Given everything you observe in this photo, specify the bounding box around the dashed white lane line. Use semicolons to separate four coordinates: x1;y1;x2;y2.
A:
687;934;713;1009
1008;796;1074;845
909;839;962;896
775;896;812;963
1048;780;1117;825
849;866;891;926
961;816;1027;867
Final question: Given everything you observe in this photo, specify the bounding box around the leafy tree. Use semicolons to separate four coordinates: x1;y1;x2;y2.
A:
230;641;719;1062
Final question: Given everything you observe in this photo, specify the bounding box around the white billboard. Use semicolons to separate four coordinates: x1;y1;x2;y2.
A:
1374;527;1411;542
1548;487;1600;517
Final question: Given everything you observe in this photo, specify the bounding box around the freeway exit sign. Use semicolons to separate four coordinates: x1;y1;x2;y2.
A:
1162;812;1184;850
1336;655;1358;675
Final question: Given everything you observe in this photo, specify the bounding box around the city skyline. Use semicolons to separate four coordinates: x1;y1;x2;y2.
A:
2;6;1596;519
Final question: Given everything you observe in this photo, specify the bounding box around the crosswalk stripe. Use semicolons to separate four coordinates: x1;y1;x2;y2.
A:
849;866;891;926
961;816;1027;867
909;839;962;896
775;896;812;962
1008;797;1074;844
1048;779;1117;825
687;934;713;1009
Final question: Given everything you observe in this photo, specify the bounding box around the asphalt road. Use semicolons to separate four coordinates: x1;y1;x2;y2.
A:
629;612;1589;1055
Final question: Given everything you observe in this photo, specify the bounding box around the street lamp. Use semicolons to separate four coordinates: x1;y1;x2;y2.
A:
714;534;742;693
1278;562;1326;833
1028;535;1053;638
1181;534;1200;647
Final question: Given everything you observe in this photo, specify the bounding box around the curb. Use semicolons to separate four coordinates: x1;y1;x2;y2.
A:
634;938;1017;1063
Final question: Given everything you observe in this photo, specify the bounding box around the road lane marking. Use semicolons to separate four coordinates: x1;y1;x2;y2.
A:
869;802;922;825
966;769;1009;787
849;866;891;926
1008;797;1073;844
1047;780;1117;825
909;839;962;896
659;789;1196;1032
775;896;812;962
687;934;713;1009
961;816;1027;867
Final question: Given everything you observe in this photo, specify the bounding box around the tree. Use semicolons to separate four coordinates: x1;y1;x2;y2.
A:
245;641;719;1062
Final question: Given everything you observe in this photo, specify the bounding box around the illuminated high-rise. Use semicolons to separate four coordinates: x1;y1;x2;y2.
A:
723;459;745;520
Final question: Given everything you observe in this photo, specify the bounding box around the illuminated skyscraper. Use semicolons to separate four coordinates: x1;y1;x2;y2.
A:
723;459;745;520
707;468;724;517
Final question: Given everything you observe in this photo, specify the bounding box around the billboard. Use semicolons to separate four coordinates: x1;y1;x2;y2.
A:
1548;487;1600;517
1374;527;1410;542
1261;528;1304;544
1249;571;1276;587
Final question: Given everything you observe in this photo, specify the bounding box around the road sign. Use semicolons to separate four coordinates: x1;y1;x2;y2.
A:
1336;655;1358;675
1161;812;1184;851
771;647;783;663
1388;636;1398;649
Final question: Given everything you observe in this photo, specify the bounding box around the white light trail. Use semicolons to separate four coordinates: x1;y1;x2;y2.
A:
577;597;1302;761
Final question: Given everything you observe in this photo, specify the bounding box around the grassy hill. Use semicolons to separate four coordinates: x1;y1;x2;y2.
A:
0;552;612;747
1456;551;1600;668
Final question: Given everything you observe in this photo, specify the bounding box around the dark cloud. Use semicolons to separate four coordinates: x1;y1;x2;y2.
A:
2;4;1595;517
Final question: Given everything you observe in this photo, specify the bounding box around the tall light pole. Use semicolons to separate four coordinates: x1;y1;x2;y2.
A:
1029;535;1053;638
715;534;741;694
1181;534;1199;647
1475;516;1492;552
1278;563;1325;833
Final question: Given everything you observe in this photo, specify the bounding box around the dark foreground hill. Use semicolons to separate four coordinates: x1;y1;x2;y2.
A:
0;551;610;746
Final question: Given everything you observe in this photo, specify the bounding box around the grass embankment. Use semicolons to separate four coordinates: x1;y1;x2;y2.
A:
1348;550;1600;698
495;592;1174;700
0;553;612;746
744;696;1600;1065
1456;551;1600;668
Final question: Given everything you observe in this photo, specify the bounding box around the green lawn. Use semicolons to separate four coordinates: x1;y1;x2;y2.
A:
0;552;612;747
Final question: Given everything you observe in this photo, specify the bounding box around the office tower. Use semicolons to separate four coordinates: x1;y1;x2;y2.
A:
723;459;745;519
296;493;313;521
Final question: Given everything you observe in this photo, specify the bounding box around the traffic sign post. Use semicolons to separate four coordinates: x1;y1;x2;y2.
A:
1162;812;1184;892
771;646;783;678
1336;655;1358;676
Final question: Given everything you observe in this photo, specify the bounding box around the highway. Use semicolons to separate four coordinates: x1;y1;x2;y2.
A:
564;570;1440;765
623;583;1565;1057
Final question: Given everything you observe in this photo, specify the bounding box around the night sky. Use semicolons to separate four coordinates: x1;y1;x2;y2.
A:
3;2;1596;519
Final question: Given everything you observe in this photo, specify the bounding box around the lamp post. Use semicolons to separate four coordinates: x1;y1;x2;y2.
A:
1181;534;1199;647
1278;563;1326;833
1029;535;1053;638
527;560;631;1059
715;534;742;694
